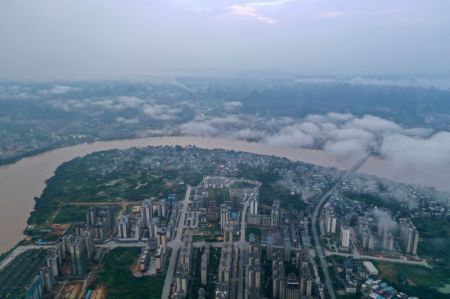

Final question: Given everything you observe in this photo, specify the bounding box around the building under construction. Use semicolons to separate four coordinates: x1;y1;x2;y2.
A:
0;249;55;299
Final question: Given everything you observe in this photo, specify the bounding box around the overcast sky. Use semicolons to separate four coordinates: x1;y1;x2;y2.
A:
1;0;449;79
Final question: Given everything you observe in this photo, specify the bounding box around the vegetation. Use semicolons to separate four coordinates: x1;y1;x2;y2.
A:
27;147;308;232
415;218;450;257
375;262;450;299
237;163;305;210
95;248;165;299
413;217;450;296
376;262;444;287
326;256;353;298
343;192;401;211
205;248;221;298
28;148;205;226
187;248;203;298
326;217;450;299
52;205;90;223
207;188;230;204
260;251;273;298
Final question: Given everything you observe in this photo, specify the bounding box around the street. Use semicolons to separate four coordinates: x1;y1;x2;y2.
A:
161;185;192;299
311;155;370;299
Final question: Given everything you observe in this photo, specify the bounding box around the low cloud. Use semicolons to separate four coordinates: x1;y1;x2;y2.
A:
379;132;450;188
347;115;401;133
116;96;145;109
40;85;80;95
0;85;36;100
265;126;315;147
224;101;243;112
231;128;264;140
115;117;140;125
324;139;369;162
178;112;450;190
48;96;184;121
294;76;450;90
180;121;218;136
142;104;182;120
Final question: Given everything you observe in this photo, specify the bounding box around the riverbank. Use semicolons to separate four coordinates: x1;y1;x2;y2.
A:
0;136;351;254
0;135;446;254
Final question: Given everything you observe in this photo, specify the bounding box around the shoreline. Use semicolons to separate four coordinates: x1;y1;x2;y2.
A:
0;135;352;254
0;135;446;254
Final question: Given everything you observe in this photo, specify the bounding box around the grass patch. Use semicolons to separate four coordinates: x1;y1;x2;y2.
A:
27;148;205;226
95;248;165;299
376;262;444;287
413;217;450;294
414;218;450;266
374;262;450;299
52;205;89;223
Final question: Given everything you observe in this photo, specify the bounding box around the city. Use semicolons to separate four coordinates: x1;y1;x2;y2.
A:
1;1;450;299
0;146;448;299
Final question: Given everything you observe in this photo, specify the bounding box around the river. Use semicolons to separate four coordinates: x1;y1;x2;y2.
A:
0;136;435;253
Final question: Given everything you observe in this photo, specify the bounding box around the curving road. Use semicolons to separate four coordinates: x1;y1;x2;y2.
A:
311;155;370;299
236;195;250;299
161;185;192;299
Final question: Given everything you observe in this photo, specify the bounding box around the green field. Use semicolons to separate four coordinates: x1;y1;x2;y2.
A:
370;217;450;299
52;205;90;223
415;218;450;266
376;262;444;287
27;147;309;232
237;164;306;210
375;262;450;299
95;248;165;299
27;148;206;226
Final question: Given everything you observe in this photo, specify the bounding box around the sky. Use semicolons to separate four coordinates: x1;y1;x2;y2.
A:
0;0;450;79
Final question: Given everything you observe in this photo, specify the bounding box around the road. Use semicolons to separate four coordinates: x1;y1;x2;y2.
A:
236;195;250;299
311;155;370;299
324;249;430;267
2;185;191;299
97;241;148;248
161;185;192;299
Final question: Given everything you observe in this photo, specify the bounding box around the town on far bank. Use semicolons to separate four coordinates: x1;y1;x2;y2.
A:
0;146;449;299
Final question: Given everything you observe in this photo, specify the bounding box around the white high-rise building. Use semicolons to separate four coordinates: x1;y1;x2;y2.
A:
250;198;258;215
134;218;142;240
400;219;420;255
325;210;337;234
340;225;351;248
118;216;129;239
220;204;230;229
159;199;167;218
201;246;210;286
157;228;168;254
150;219;159;239
140;199;153;229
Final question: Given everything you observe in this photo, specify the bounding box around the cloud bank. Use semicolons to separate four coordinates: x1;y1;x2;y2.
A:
178;111;450;190
48;96;184;122
294;76;450;90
